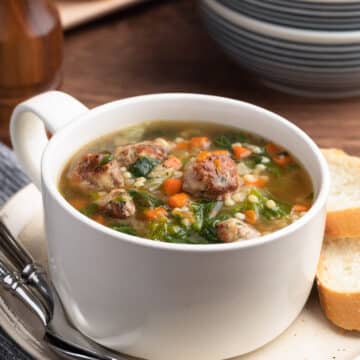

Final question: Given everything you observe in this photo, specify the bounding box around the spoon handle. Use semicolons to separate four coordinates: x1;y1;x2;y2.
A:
0;221;124;360
0;258;49;326
0;220;54;312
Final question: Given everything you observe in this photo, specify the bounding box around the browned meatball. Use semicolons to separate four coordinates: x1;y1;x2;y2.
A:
216;218;260;243
96;189;135;219
114;139;169;167
67;153;124;191
183;151;239;199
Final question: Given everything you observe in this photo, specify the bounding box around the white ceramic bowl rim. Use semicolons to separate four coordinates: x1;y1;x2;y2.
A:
236;0;360;12
299;0;360;3
204;0;360;43
42;93;330;253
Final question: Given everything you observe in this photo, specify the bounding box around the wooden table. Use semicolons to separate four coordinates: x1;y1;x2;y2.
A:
3;0;360;156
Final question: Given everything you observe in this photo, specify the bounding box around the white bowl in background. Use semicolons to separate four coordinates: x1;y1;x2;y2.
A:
204;0;360;44
219;0;360;31
202;0;360;97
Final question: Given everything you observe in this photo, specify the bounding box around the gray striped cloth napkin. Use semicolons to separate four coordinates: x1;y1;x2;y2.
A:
0;143;29;206
0;142;32;359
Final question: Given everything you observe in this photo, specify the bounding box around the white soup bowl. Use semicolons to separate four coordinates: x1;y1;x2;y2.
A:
10;91;329;360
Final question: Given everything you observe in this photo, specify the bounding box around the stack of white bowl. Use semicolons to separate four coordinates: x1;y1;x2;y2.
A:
201;0;360;97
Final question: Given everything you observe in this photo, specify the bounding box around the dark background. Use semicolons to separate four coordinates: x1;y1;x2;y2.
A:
2;0;359;155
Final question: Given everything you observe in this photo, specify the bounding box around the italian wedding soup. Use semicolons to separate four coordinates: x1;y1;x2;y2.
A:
59;121;313;244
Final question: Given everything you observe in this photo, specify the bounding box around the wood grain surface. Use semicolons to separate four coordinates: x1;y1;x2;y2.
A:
2;0;360;156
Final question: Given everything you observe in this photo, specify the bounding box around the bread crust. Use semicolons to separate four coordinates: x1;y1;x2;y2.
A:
316;277;360;331
321;148;346;157
326;209;360;239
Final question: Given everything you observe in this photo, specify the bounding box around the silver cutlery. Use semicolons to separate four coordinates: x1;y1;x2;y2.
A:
0;221;53;312
0;258;49;326
0;220;126;360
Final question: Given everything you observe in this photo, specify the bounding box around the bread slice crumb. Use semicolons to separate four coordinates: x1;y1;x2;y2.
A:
317;237;360;331
321;149;360;239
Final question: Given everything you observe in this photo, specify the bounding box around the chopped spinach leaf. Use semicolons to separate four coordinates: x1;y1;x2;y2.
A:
191;203;204;231
128;189;164;209
110;223;137;235
228;189;291;222
189;200;228;243
287;162;300;171
200;214;230;243
149;220;189;243
99;154;114;166
214;133;247;151
80;203;98;217
243;153;281;177
232;133;247;143
191;200;219;231
243;158;256;169
261;201;291;221
266;161;281;177
249;189;291;221
243;154;263;169
214;135;233;151
128;156;159;178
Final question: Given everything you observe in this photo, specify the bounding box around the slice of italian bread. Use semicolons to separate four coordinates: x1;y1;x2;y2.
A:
321;149;360;239
316;148;360;331
317;237;360;331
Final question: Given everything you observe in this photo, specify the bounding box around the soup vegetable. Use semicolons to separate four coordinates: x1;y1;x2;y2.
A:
59;121;313;244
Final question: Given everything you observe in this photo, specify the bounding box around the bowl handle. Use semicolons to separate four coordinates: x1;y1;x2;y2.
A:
10;91;89;190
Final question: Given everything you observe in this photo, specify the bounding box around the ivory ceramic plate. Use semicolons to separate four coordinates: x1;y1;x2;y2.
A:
0;184;359;360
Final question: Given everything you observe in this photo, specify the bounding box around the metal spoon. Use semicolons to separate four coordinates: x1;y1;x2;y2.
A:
0;220;53;313
0;221;126;360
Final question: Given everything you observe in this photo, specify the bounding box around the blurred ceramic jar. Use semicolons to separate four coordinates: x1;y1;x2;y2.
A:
0;0;63;144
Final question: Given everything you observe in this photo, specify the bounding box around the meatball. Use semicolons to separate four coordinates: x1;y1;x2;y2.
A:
96;189;135;219
216;218;260;243
68;153;124;191
114;139;169;167
183;151;239;199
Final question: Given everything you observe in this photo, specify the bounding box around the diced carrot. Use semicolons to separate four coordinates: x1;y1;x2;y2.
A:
265;142;292;166
214;158;222;171
71;198;87;210
244;210;257;224
233;145;252;159
163;156;182;170
266;143;283;156
197;151;211;161
92;214;107;225
163;178;183;196
190;136;210;149
167;192;189;208
197;150;229;162
144;207;168;220
272;154;292;166
292;204;310;213
212;150;229;156
175;141;190;150
244;176;268;187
